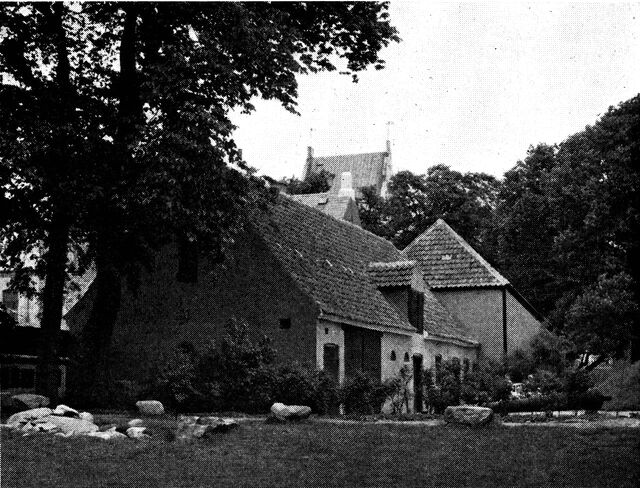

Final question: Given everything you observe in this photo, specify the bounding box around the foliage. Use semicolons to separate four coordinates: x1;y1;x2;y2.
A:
458;362;512;408
383;365;413;414
285;170;335;195
357;166;500;252
0;2;399;398
339;371;391;415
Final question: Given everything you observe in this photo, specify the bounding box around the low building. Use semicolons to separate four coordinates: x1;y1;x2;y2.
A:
403;219;543;361
66;197;478;412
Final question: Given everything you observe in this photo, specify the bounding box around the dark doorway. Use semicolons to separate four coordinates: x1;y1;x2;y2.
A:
323;343;340;382
344;326;382;381
413;354;424;413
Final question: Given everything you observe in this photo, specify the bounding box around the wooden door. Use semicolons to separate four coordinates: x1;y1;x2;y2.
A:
323;343;340;382
413;354;424;413
344;326;381;382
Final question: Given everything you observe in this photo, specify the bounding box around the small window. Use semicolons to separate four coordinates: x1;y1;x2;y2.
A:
279;317;291;330
463;358;470;374
404;352;410;362
325;327;329;335
390;351;397;361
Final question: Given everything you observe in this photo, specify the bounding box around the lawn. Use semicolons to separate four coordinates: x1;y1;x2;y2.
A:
2;417;639;487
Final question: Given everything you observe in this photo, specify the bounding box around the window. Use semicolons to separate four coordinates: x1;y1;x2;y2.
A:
325;327;329;335
2;289;18;319
279;317;291;330
407;290;424;333
404;352;410;362
463;358;470;375
434;354;442;384
390;351;396;361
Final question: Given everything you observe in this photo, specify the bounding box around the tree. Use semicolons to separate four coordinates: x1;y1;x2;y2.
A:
1;2;400;398
488;144;559;315
285;169;334;195
358;166;499;251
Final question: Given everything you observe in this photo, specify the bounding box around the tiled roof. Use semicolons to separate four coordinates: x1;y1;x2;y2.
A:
367;261;416;288
252;198;477;343
306;151;389;196
288;192;361;226
403;219;509;289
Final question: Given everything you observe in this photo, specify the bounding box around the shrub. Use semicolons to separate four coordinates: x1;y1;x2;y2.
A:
339;371;391;415
269;364;339;414
384;366;413;414
459;362;511;407
523;369;564;397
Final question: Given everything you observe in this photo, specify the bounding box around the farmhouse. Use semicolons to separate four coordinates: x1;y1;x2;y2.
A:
66;196;479;411
403;219;543;361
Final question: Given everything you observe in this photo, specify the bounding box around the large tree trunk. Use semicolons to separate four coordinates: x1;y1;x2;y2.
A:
77;5;140;394
36;2;74;401
36;211;69;400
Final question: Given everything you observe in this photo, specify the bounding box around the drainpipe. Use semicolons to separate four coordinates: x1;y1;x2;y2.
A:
502;287;508;356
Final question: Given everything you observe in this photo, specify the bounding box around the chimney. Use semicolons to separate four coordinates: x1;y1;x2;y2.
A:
338;171;355;199
386;139;391;154
307;146;314;160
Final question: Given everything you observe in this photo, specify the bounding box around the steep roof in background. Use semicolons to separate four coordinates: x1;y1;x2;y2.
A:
305;151;389;195
252;198;477;343
288;192;361;226
403;219;509;289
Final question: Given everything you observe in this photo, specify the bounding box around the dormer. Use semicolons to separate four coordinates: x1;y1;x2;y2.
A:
367;260;425;333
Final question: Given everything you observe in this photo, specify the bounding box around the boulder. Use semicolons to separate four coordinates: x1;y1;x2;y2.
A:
78;412;94;423
444;406;494;426
196;416;239;433
135;400;164;415
43;415;99;435
32;421;59;433
270;403;312;421
128;418;144;427
11;394;50;410
52;404;80;418
7;407;53;426
86;428;128;441
126;426;150;439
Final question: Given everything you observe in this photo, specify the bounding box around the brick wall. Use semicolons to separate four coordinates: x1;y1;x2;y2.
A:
432;288;541;361
67;229;320;383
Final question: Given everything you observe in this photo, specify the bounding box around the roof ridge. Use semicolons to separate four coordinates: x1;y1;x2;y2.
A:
313;150;389;159
430;219;509;285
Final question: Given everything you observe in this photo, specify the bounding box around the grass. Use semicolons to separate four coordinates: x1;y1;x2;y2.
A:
2;416;639;487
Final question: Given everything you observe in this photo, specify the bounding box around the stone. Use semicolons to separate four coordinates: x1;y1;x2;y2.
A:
128;418;144;427
99;424;117;432
11;394;50;410
175;416;206;441
52;404;80;418
126;426;150;439
33;421;58;433
270;403;312;421
135;400;164;415
78;412;94;423
444;406;494;426
43;415;99;435
7;408;53;426
85;429;128;441
196;416;239;433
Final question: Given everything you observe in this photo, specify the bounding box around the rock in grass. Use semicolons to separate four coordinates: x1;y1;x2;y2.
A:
7;408;53;426
52;404;80;418
135;400;164;415
11;394;50;410
128;418;143;427
44;415;99;435
270;403;312;421
196;416;239;433
78;412;94;423
126;426;150;439
86;428;128;441
444;406;493;426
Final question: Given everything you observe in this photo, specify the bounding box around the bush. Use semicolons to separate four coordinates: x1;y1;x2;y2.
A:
459;362;511;407
339;371;391;415
269;364;339;414
384;366;412;414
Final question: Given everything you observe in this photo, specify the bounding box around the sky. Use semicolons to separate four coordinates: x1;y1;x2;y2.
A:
231;2;640;181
